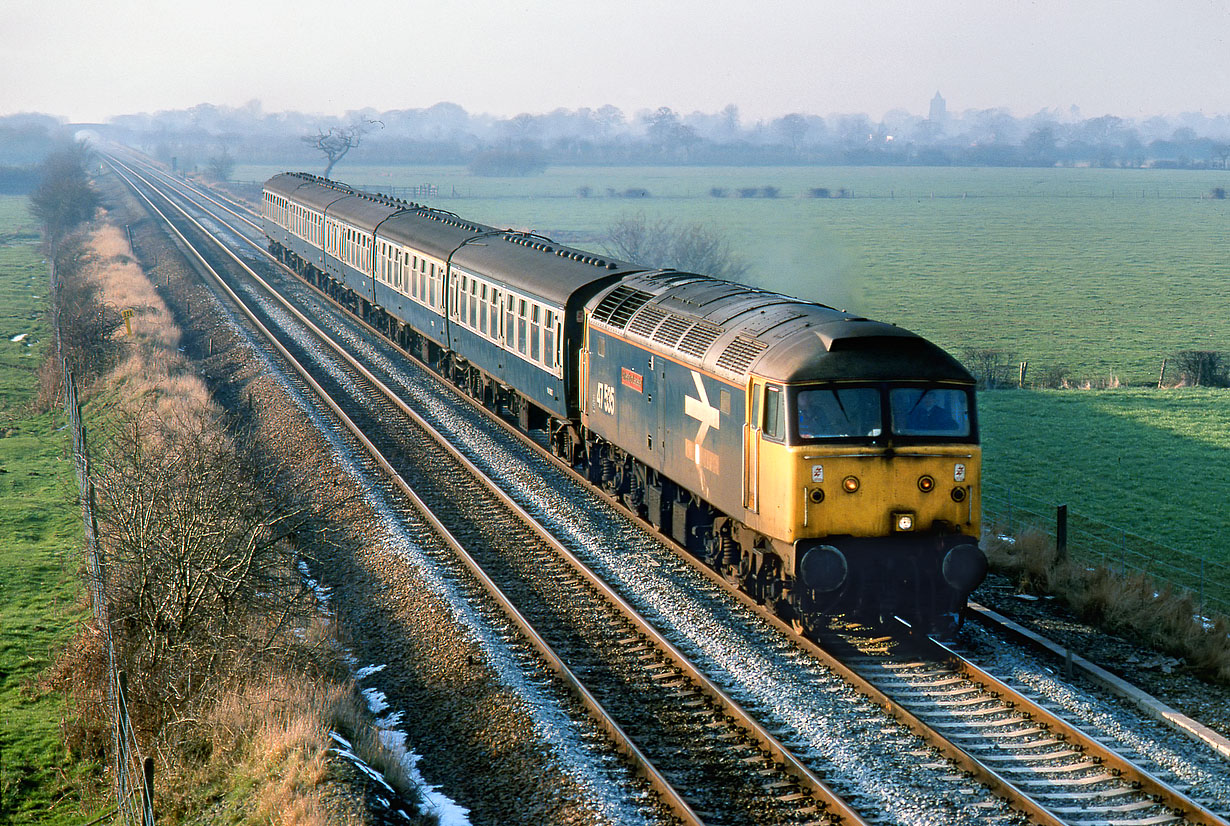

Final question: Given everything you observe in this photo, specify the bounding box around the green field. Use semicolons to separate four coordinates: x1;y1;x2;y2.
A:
0;196;101;822
979;388;1230;554
240;163;1230;387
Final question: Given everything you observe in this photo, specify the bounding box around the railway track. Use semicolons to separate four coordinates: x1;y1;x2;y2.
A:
108;152;1230;826
822;624;1226;826
105;154;865;825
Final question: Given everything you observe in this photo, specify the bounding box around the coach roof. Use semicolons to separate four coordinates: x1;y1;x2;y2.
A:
452;234;636;306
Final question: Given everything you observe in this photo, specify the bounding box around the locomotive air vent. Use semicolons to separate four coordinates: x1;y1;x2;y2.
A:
676;321;724;359
716;335;768;374
592;285;654;329
627;304;669;338
652;313;692;347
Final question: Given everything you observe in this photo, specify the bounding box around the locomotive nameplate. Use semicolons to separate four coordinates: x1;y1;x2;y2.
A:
621;367;644;393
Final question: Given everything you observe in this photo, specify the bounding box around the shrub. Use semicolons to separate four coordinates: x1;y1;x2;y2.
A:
1172;350;1227;387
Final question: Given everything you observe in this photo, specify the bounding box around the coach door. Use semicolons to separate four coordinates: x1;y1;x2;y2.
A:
743;380;760;512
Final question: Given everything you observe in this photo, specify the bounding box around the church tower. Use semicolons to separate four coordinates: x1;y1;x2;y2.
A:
929;91;947;122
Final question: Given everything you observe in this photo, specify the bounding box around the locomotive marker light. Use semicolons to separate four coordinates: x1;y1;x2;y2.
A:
842;475;860;493
918;474;935;492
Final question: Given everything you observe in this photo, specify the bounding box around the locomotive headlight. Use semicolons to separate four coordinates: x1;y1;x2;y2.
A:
842;476;860;493
951;486;968;503
893;512;916;532
918;475;935;493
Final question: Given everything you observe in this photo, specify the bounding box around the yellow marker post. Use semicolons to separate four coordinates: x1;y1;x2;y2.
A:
121;308;134;336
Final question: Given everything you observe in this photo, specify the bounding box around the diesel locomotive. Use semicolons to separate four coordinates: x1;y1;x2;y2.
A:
263;172;987;634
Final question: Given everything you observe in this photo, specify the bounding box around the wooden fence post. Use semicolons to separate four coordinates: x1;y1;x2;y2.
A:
1056;504;1068;561
142;756;155;825
1158;358;1167;389
1019;361;1028;388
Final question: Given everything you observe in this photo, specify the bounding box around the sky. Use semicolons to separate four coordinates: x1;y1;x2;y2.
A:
3;0;1229;124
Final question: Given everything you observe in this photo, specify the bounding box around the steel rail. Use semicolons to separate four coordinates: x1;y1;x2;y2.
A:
966;602;1230;762
127;158;1099;826
920;634;1229;826
103;156;705;826
108;155;871;826
133;156;1228;826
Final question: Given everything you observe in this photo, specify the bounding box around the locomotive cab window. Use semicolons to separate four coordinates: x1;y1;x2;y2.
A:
795;387;882;441
790;384;974;444
890;388;971;438
763;385;785;442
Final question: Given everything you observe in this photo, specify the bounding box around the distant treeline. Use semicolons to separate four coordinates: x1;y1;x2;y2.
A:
8;102;1230;174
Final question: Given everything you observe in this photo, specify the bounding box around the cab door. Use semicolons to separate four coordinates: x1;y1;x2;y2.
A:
743;380;761;512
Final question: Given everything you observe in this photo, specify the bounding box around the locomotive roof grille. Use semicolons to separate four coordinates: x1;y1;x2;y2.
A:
715;335;769;374
592;285;654;329
676;321;724;359
626;304;669;338
651;313;693;347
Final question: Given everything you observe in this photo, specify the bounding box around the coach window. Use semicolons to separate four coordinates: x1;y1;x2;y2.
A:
513;299;525;354
764;384;785;442
544;311;556;370
530;305;541;361
479;285;488;334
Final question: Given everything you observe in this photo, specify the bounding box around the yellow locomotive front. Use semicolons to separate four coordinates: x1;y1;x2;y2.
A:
743;376;986;634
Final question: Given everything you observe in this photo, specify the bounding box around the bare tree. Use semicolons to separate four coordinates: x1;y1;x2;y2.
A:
960;347;1015;389
29;141;99;251
205;147;235;181
605;213;749;281
91;406;338;732
1173;350;1227;387
302;124;369;178
773;113;809;153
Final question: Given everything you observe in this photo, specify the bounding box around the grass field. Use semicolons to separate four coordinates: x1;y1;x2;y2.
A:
0;196;101;822
239;163;1230;386
979;388;1230;561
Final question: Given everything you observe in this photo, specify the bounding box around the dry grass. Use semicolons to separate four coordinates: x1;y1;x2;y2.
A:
88;222;180;353
198;674;362;826
985;529;1230;682
51;215;428;823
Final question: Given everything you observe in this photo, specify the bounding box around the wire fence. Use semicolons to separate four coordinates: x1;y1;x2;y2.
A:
64;361;155;823
984;479;1230;621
